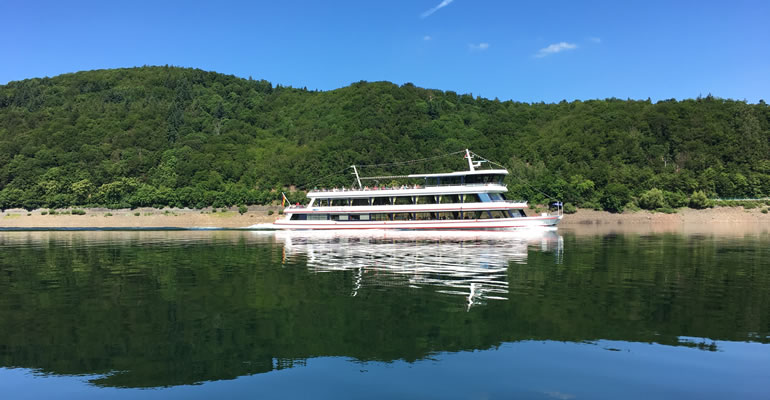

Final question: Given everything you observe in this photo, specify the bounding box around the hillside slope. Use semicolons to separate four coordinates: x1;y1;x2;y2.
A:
1;66;768;210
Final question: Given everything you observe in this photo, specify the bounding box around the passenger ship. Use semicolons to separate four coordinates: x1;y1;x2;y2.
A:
274;150;562;230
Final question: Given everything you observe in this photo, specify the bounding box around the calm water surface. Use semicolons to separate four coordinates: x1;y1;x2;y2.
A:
0;229;768;399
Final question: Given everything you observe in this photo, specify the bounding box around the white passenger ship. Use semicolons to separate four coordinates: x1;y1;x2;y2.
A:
274;150;562;230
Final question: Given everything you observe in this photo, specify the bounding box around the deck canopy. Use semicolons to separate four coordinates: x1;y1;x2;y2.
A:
359;169;508;187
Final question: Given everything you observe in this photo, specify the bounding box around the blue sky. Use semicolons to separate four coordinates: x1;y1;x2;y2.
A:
2;0;768;103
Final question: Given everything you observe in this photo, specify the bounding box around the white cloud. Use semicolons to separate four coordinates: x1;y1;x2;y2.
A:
534;42;577;58
423;35;432;41
421;0;454;18
589;36;601;43
469;42;490;51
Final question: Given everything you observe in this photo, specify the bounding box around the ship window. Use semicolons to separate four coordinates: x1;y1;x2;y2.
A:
371;213;390;221
331;198;348;207
415;196;437;204
443;176;462;185
489;193;504;201
439;195;460;204
466;174;504;184
425;177;440;186
351;198;369;206
307;214;328;220
415;212;433;220
372;196;391;206
359;214;370;221
290;214;307;220
463;194;481;203
489;210;507;219
437;212;459;220
394;196;412;205
507;210;525;218
479;193;492;202
393;212;411;220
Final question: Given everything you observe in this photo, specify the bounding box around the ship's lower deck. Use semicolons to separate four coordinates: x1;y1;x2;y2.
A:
273;215;562;230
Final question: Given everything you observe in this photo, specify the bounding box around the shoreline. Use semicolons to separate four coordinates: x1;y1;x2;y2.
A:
1;206;769;231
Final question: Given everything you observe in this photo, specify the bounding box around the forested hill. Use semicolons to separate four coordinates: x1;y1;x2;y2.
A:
1;66;768;211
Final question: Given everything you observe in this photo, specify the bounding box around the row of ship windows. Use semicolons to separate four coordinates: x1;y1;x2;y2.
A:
291;210;527;221
313;193;505;207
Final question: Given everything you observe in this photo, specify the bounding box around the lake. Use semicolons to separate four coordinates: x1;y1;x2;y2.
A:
0;228;768;399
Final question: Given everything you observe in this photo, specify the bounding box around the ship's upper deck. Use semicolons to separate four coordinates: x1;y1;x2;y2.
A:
308;169;509;199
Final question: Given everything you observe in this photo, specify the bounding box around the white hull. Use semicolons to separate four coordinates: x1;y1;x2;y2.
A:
273;215;562;230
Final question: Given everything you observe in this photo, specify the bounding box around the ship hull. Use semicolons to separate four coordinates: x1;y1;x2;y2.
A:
273;215;562;230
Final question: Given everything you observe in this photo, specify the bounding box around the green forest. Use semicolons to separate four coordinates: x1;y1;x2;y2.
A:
1;66;768;212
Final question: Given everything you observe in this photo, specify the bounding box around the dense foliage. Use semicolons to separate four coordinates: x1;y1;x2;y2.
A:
1;66;768;211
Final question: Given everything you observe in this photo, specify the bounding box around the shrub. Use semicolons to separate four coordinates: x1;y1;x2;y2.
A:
743;202;759;210
600;183;630;213
211;208;217;213
238;204;248;215
624;202;641;212
71;209;86;215
581;200;602;211
655;207;678;214
41;211;48;215
761;208;768;214
48;209;58;215
664;191;688;208
278;210;284;215
104;212;113;217
563;203;577;214
689;191;710;209
134;212;141;216
267;210;274;216
639;188;666;210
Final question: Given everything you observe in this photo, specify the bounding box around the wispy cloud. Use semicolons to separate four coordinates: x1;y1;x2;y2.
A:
534;42;577;58
469;42;490;51
423;35;432;41
421;0;454;18
588;36;601;44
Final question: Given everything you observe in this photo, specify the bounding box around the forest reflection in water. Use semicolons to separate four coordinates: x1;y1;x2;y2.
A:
0;228;768;396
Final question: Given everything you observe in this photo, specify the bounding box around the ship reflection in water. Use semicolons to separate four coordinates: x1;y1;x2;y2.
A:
274;229;563;310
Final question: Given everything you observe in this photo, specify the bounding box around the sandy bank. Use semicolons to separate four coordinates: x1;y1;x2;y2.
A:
559;207;770;236
0;206;281;229
1;206;768;231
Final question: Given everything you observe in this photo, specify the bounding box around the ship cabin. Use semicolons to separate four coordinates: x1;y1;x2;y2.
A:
288;169;528;222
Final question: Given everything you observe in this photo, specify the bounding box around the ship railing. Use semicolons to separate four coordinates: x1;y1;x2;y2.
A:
308;182;506;193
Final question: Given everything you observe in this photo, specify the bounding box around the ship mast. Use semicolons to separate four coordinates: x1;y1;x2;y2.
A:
465;149;475;171
351;165;362;189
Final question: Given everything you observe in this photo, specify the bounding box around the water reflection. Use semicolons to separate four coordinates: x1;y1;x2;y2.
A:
276;229;563;309
0;229;768;392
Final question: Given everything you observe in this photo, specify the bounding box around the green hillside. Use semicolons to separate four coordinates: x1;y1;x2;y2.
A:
1;66;768;211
